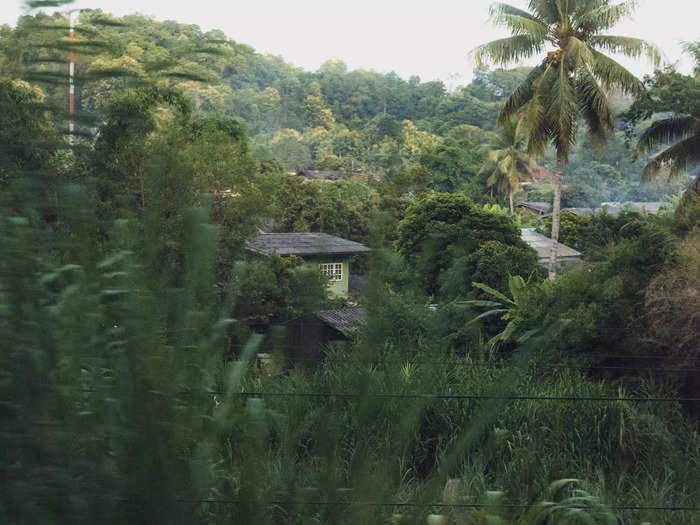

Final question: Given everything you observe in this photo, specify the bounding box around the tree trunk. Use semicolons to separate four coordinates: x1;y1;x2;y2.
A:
548;156;565;280
509;186;514;214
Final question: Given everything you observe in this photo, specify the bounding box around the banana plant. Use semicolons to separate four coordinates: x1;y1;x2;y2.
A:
464;274;538;349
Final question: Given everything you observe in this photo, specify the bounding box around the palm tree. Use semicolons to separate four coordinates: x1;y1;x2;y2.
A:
479;117;535;213
472;0;660;279
638;41;700;194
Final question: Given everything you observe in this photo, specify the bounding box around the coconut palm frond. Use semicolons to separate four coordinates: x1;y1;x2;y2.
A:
643;134;700;181
589;48;645;97
472;35;546;69
577;67;615;149
498;116;521;144
547;58;578;160
588;35;662;66
527;0;562;24
638;116;696;153
579;95;607;151
565;36;596;68
489;3;549;41
479;116;537;205
486;171;500;188
499;61;548;125
681;40;700;77
518;60;558;156
521;98;549;156
492;2;546;23
574;1;638;32
498;155;513;175
489;148;507;162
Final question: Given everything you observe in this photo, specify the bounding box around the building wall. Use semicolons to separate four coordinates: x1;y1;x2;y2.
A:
318;258;349;298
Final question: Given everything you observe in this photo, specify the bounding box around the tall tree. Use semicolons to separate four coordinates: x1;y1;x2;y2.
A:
631;42;700;196
478;117;535;213
472;0;659;278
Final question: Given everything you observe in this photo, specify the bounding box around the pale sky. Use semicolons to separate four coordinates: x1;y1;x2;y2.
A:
4;0;699;87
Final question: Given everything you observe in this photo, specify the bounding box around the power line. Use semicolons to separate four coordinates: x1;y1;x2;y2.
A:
225;391;700;403
245;356;700;373
27;385;698;404
230;342;695;365
160;498;700;512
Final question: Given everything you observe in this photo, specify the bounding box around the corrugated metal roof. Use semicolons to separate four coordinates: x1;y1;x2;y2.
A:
542;207;594;218
520;229;582;261
542;203;663;219
517;201;551;214
318;307;366;337
246;233;370;256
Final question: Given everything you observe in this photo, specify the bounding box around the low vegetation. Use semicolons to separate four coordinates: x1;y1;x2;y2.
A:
1;1;699;524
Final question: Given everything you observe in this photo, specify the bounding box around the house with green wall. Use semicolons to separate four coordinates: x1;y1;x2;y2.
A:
245;232;370;299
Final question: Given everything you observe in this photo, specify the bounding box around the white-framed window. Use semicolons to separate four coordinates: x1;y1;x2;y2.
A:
319;262;343;282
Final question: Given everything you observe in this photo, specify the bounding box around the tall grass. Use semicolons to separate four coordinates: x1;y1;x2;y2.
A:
2;3;699;523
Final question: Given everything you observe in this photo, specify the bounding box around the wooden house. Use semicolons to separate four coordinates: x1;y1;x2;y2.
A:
246;232;370;299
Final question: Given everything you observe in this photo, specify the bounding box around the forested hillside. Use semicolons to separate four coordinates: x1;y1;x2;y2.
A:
1;9;684;206
2;3;700;525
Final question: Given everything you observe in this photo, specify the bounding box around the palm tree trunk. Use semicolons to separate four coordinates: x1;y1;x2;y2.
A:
548;156;564;280
509;186;514;214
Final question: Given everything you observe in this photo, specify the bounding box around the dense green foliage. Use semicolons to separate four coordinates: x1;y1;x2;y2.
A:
396;193;535;296
1;8;683;209
1;4;700;525
624;51;700;181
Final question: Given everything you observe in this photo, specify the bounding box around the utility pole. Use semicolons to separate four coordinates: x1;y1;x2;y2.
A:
68;10;77;138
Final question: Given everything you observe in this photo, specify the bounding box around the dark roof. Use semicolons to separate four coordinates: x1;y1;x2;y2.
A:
517;201;551;214
246;233;370;256
520;229;582;262
542;207;594;218
318;307;366;337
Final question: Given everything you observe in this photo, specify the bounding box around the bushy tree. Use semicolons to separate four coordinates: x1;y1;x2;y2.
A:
0;80;58;188
440;240;544;300
228;254;328;323
396;192;527;295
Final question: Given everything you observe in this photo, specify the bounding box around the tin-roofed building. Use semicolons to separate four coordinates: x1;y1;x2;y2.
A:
542;207;594;219
520;229;582;268
318;307;366;338
246;233;370;298
517;201;551;216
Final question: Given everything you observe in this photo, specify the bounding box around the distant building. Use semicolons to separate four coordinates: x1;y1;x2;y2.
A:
517;201;551;216
520;228;582;268
541;202;663;219
294;170;342;181
599;202;663;216
291;170;380;182
542;207;594;219
246;232;370;298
